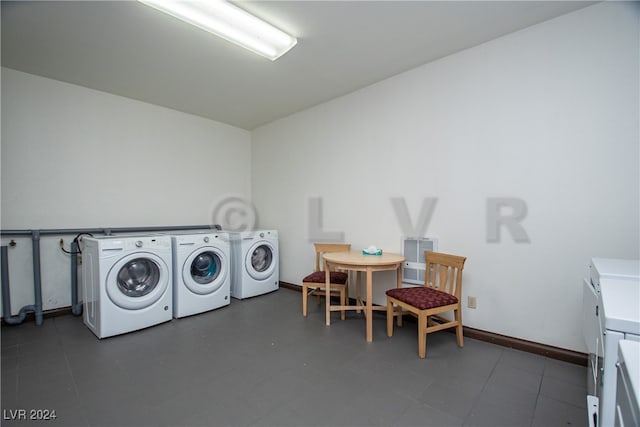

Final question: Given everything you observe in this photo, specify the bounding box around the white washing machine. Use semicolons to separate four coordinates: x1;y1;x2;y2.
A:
229;230;279;299
583;258;640;427
81;234;173;338
169;231;231;318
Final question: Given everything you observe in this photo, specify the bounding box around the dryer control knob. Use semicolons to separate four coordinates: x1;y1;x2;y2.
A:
260;233;264;238
204;236;210;243
135;241;143;248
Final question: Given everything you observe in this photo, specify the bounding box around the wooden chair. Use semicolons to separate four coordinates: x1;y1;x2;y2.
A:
386;251;467;358
302;243;351;320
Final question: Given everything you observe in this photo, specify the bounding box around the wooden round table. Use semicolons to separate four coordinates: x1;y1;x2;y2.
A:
322;250;405;342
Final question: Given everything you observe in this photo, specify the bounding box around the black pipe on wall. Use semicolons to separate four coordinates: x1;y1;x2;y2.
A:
31;231;44;325
70;240;82;316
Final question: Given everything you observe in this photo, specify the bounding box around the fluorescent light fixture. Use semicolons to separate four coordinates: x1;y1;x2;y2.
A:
139;0;297;61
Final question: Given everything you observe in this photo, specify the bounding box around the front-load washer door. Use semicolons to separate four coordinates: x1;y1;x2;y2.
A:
106;252;170;310
245;241;276;281
183;248;228;295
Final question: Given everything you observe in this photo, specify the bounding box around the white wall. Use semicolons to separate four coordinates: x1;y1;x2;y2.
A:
251;2;640;352
1;68;251;314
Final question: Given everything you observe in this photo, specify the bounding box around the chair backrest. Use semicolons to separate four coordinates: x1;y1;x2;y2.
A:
314;243;351;272
424;251;467;299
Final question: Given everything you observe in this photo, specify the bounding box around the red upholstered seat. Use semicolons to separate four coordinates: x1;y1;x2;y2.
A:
386;251;467;358
302;243;351;320
303;271;348;284
386;287;458;310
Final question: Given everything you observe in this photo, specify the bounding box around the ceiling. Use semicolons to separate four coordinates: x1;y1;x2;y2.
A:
2;1;595;130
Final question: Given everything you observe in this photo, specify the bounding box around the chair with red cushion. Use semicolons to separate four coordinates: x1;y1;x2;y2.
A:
302;243;351;320
386;251;467;358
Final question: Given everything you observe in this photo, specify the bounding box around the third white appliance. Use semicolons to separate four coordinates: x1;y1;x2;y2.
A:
170;231;231;318
229;230;279;299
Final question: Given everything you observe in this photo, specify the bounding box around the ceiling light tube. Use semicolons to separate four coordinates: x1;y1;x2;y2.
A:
139;0;297;61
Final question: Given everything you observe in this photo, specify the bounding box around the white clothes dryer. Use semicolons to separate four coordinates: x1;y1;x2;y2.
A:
81;234;173;338
170;231;231;318
229;230;279;299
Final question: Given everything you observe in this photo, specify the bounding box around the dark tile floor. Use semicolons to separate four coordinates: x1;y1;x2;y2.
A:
1;288;587;426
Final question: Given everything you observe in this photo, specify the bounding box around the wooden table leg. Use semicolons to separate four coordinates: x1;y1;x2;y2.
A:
366;267;373;342
396;264;403;327
356;271;362;314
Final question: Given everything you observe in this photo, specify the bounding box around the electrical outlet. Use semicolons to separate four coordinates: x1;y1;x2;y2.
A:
467;296;477;309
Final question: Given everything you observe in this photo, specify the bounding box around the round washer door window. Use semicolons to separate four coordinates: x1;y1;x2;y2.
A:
245;242;276;281
183;248;228;295
107;252;169;310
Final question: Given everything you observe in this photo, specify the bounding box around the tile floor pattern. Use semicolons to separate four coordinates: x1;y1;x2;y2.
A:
1;288;587;426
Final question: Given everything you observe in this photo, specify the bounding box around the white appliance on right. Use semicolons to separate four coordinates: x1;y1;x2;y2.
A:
229;230;279;299
615;340;640;426
583;258;640;427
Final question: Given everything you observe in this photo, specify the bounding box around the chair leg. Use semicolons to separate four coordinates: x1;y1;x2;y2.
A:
356;273;362;314
386;300;394;337
455;308;464;347
340;287;346;321
418;312;427;359
396;307;403;327
344;281;350;316
302;284;308;317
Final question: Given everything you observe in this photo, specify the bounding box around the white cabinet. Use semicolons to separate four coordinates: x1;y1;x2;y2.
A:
615;340;640;427
583;258;640;427
600;279;640;427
